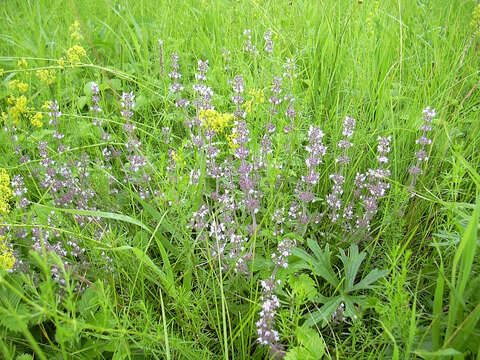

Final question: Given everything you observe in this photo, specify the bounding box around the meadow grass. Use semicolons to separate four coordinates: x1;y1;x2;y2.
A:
0;0;479;359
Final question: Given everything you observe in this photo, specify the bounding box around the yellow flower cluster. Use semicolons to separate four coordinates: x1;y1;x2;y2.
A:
69;20;83;41
227;133;239;149
244;88;265;114
9;80;29;93
57;57;66;69
42;100;52;110
17;58;28;68
30;112;43;128
0;168;12;215
170;150;186;167
67;45;87;65
199;109;234;133
0;236;15;272
0;69;4;76
471;4;480;28
7;95;30;125
36;69;56;85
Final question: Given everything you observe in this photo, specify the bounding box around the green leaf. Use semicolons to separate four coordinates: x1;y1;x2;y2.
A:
292;240;338;287
289;274;317;301
83;82;94;97
296;325;325;356
304;296;343;327
77;96;87;110
34;204;152;233
351;268;388;291
285;347;311;360
101;78;122;91
415;348;463;358
77;283;100;314
338;244;364;293
0;307;22;332
55;322;76;344
16;355;34;360
135;94;149;109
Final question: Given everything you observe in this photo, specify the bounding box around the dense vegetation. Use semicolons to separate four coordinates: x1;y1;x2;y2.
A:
0;0;479;359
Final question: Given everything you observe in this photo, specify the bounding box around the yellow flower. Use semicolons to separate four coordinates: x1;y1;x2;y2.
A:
57;57;66;69
17;58;28;68
1;112;7;124
471;4;480;28
171;151;186;167
36;69;56;85
67;45;87;65
0;69;4;77
8;80;18;91
69;20;83;41
8;95;30;125
199;109;234;133
30;112;43;128
41;100;51;111
7;95;16;106
227;133;239;149
17;82;28;93
0;236;16;272
244;100;253;114
246;89;265;113
0;168;12;215
8;80;28;92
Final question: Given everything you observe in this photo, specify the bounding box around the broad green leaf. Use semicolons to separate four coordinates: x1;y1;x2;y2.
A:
289;274;317;301
77;283;100;314
285;347;311;360
338;244;365;293
296;325;325;357
16;355;34;360
77;95;87;110
351;268;388;291
304;296;343;327
292;241;338;287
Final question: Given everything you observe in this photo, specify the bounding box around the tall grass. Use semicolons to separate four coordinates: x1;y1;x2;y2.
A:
0;0;479;359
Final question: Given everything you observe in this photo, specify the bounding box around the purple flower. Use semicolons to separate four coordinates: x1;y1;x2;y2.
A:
120;92;135;120
264;30;274;53
409;107;435;192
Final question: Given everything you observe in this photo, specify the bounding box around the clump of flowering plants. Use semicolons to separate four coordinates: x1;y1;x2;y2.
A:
0;20;446;360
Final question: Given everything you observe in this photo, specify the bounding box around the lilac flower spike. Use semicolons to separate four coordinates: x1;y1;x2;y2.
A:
243;29;258;56
232;75;246;119
327;116;356;222
355;135;392;230
90;82;102;115
409;106;436;193
168;53;184;94
193;59;213;111
48;100;62;126
256;238;295;350
264;30;274;53
120;92;135;121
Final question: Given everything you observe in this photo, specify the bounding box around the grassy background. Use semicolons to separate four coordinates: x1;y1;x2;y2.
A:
0;0;479;359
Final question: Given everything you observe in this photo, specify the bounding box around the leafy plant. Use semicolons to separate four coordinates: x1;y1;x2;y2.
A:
284;325;327;360
292;239;387;327
416;197;480;359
